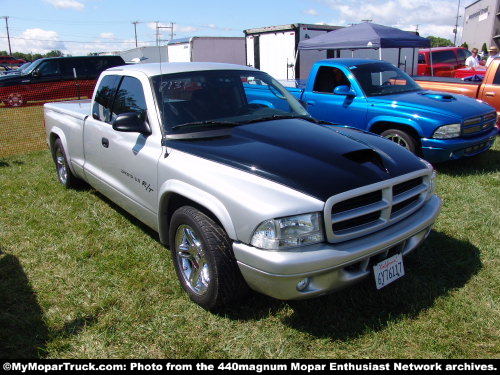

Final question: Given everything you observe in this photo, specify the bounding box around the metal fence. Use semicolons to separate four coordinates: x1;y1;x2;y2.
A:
0;81;92;157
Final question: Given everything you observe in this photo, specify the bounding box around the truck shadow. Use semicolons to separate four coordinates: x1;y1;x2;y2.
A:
434;149;500;176
0;252;99;358
221;231;481;341
0;252;48;358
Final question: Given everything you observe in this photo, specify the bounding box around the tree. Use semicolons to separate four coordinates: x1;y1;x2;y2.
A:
461;42;469;50
45;50;63;57
426;36;453;47
482;43;489;54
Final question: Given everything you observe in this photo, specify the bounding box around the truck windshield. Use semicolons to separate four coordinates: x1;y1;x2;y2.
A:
152;69;310;133
350;62;421;97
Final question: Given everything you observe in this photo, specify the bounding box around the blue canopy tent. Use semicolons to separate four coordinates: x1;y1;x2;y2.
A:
298;22;431;75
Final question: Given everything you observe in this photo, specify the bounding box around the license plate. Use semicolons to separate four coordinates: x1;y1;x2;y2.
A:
373;253;405;289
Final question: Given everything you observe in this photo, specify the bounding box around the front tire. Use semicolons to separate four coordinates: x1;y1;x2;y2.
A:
52;138;80;188
5;92;25;107
380;128;417;154
169;206;248;310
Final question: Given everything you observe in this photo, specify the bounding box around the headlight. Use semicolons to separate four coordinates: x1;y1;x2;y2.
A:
433;123;461;139
250;213;324;250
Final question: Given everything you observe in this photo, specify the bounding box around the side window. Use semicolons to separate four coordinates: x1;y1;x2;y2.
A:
37;60;61;77
110;76;147;123
493;68;500;85
313;66;350;93
431;51;457;64
92;75;120;123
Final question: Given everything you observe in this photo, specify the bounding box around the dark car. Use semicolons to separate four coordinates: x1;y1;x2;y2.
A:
0;55;125;107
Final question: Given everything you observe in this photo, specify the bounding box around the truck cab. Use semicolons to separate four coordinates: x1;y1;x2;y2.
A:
283;59;497;163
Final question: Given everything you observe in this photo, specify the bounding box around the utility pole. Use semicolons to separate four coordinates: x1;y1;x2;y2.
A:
157;22;175;45
132;21;139;47
2;16;12;55
155;21;159;46
453;0;461;46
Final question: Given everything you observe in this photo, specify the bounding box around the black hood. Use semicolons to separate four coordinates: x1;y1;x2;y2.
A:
0;73;26;86
165;119;427;201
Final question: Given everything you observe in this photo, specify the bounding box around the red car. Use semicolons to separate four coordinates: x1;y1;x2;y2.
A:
0;55;26;66
0;55;125;107
417;47;473;77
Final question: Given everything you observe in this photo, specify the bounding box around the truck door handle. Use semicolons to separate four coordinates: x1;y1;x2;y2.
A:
485;92;496;97
306;100;315;106
101;138;109;148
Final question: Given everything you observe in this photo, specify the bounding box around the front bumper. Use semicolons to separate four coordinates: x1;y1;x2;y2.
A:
421;128;497;163
233;195;441;300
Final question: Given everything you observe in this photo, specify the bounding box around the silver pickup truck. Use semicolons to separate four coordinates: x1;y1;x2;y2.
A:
44;62;441;310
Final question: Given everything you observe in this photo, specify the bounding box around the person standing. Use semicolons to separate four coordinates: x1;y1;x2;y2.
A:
465;48;480;68
486;46;500;67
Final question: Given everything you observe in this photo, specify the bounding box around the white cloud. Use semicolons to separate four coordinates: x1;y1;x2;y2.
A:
323;0;463;41
100;32;115;39
45;0;85;11
304;8;319;16
8;28;66;54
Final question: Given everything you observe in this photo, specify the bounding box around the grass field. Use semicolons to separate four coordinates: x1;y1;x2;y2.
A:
0;108;499;358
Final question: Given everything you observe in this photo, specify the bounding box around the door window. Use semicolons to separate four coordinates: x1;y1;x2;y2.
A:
313;66;350;93
37;60;61;77
110;76;147;123
92;75;121;123
430;50;457;64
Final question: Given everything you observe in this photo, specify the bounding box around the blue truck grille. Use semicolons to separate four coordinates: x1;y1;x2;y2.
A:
462;112;496;137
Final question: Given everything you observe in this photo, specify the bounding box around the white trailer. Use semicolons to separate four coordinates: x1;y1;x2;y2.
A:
118;46;168;64
166;37;245;64
244;24;341;80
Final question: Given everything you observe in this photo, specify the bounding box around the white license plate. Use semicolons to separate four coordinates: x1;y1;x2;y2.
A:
373;253;405;289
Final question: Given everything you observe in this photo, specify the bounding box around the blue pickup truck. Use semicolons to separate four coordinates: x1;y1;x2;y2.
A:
245;59;497;162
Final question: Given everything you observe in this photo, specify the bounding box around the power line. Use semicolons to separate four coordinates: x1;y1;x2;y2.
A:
0;36;156;44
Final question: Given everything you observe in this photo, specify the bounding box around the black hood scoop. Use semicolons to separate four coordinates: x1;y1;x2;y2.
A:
418;91;456;102
343;148;389;174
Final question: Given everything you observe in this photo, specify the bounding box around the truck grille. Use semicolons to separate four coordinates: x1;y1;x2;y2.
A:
324;171;431;243
462;112;496;137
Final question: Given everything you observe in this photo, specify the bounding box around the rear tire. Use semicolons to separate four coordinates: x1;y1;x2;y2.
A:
169;206;249;310
52;138;81;188
380;128;417;154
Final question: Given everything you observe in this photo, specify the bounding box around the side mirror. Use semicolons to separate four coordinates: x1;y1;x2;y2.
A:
112;112;151;135
333;85;356;97
32;69;40;78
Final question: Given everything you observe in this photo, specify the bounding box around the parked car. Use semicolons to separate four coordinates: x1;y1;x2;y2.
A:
0;55;125;107
416;58;500;126
257;59;496;163
0;55;26;66
417;47;472;77
44;62;441;310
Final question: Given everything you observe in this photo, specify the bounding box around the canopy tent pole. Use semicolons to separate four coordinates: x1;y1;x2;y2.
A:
379;47;382;60
430;49;434;76
412;48;415;75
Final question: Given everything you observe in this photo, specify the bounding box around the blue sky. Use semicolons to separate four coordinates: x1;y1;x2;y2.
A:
0;0;475;55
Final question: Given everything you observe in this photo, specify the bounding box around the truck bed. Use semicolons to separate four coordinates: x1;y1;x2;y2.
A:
414;76;481;99
44;99;91;120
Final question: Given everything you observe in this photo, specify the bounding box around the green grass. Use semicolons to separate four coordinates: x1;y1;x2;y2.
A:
0;105;46;157
0;127;499;358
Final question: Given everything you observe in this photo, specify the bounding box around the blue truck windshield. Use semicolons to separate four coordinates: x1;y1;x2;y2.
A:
350;62;421;97
152;70;310;133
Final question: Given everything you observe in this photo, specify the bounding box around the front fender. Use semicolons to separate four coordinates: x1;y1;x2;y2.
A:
158;179;237;243
367;115;424;137
48;126;78;175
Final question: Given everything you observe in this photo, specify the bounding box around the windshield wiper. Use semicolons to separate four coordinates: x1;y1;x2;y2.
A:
239;114;318;125
171;120;240;131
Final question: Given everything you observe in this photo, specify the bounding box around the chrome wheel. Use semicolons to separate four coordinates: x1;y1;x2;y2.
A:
384;133;410;150
55;148;68;185
175;224;210;296
7;93;24;107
